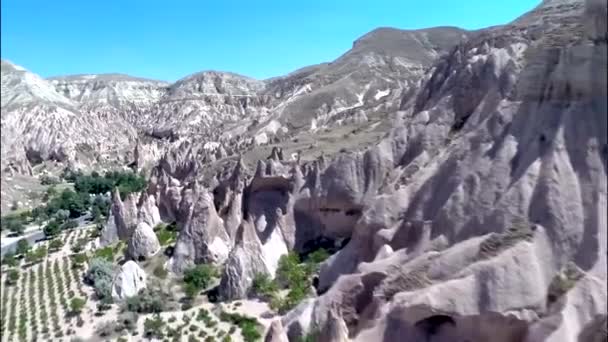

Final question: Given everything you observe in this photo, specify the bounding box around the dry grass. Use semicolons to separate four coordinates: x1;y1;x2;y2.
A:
477;219;535;260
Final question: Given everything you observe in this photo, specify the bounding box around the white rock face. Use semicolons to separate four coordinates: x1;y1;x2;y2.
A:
137;194;162;228
127;221;161;260
169;186;230;273
264;320;290;342
111;260;147;300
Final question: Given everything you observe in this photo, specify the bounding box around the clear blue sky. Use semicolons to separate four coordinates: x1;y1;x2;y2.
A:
1;0;539;82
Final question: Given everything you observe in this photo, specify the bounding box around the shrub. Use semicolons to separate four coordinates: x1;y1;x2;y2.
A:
71;238;88;254
2;252;18;267
94;246;115;262
61;168;84;183
6;269;19;285
16;239;30;255
85;258;115;302
181;301;194;311
69;298;86;316
276;252;304;286
40;175;60;186
3;216;25;235
95;321;119;338
96;301;112;312
116;312;139;332
71;253;88;268
76;316;85;327
218;312;262;342
183;264;218;295
143;314;165;339
184;283;200;299
125;288;166;313
153;265;168;279
251;273;277;299
305;248;330;265
62;219;79;230
49;239;64;252
43;220;62;237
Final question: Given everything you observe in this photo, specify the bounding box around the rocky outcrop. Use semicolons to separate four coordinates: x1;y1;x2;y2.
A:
279;0;607;341
127;221;161;260
169;184;230;273
137;193;162;228
111;260;147;300
318;307;350;342
218;220;271;300
102;189;140;244
264;320;289;342
99;209;119;246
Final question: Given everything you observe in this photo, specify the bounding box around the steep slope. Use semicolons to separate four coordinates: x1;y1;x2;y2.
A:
274;0;607;341
262;27;471;132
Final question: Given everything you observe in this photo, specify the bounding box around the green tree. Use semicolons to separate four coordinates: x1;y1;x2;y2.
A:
43;220;62;237
61;219;79;230
5;218;25;235
15;239;30;255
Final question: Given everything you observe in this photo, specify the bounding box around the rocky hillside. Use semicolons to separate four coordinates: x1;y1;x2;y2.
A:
1;61;140;177
96;0;606;341
1;25;469;181
1;0;606;341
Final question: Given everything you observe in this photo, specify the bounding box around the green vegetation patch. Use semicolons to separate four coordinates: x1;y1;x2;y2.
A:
251;249;328;314
547;262;584;305
218;311;262;342
154;223;178;246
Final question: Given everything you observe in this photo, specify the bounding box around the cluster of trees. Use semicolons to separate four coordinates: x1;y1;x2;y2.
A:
1;169;141;239
0;211;34;235
252;249;329;313
73;170;147;199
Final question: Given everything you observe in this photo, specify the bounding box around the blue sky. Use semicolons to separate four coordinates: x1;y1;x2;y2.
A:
1;0;539;81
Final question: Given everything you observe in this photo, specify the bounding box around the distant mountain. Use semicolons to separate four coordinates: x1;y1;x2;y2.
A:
0;25;471;176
